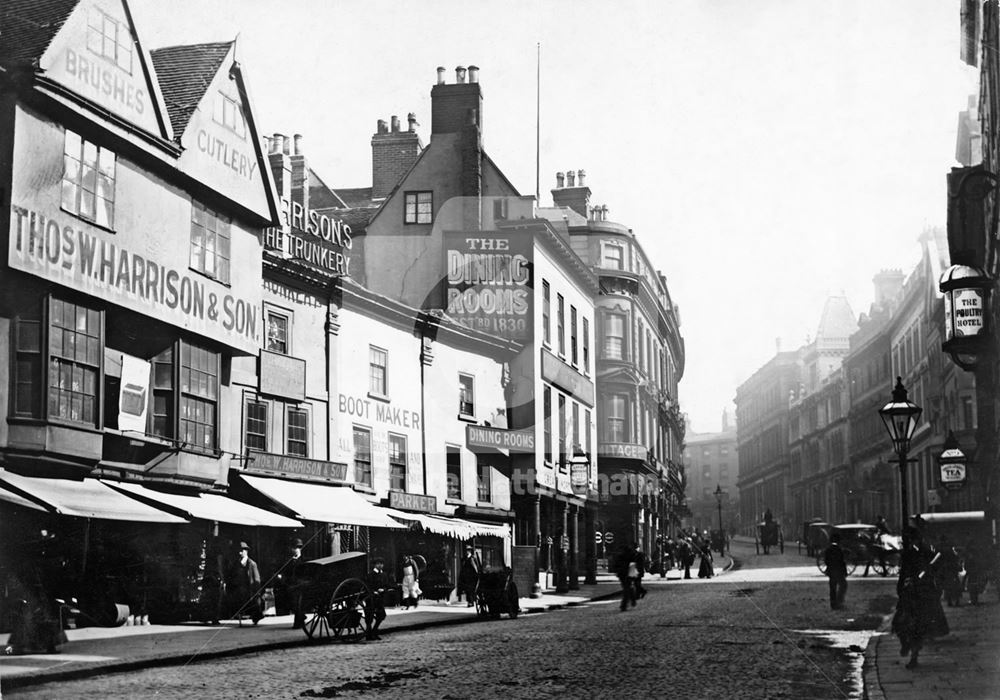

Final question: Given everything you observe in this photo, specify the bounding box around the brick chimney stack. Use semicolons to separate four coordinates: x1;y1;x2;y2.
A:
289;133;309;214
371;113;423;199
268;133;292;209
551;169;591;218
431;64;483;136
872;269;905;309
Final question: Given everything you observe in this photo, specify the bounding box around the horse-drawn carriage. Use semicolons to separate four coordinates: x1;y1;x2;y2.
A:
755;520;783;554
473;566;520;620
814;524;901;577
291;551;374;641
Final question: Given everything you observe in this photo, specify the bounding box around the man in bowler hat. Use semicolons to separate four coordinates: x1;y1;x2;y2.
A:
226;542;263;624
282;538;306;629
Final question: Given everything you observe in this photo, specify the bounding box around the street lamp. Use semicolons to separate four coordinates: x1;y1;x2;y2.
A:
939;259;993;371
714;485;725;555
879;377;923;545
939;431;969;491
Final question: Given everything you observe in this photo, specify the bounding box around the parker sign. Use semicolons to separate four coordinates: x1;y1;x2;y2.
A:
444;232;532;341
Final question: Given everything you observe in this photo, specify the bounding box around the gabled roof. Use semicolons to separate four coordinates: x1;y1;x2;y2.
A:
0;0;78;67
316;206;378;235
150;42;232;138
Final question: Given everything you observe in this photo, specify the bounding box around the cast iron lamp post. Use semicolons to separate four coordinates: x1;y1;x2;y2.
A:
714;484;725;555
878;377;923;546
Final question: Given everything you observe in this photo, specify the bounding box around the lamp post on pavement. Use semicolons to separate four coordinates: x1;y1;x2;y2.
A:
878;377;923;548
715;485;725;555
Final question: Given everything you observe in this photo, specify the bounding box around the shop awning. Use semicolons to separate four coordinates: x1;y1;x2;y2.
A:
240;474;405;529
107;481;303;528
0;483;47;512
0;470;187;523
382;507;509;539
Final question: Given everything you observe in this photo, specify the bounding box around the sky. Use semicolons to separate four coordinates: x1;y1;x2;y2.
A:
131;0;979;434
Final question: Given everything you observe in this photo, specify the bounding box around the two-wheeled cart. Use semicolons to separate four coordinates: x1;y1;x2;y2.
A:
473;567;520;620
291;551;374;641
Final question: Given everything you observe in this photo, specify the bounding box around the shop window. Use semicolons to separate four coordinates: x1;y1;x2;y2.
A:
542;280;551;346
446;445;462;500
477;457;492;502
353;426;372;486
570;306;578;366
287;406;308;457
369;346;388;397
604;313;625;360
458;373;475;417
86;7;132;72
389;433;407;492
151;340;219;451
245;399;267;452
213;92;247;139
404;191;433;224
582;317;590;374
62;129;116;229
557;294;565;356
266;309;290;354
543;386;552;463
190;201;231;284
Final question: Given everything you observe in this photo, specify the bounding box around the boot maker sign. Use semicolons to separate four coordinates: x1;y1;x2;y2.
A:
9;205;261;354
444;232;532;341
264;198;352;277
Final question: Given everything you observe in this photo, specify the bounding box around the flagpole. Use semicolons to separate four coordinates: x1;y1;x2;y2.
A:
536;42;541;206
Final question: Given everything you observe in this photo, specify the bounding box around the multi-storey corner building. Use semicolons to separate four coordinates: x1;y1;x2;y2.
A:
538;176;686;557
341;67;600;595
682;412;737;534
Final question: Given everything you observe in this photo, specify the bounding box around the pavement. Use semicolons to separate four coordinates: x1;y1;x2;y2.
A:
4;549;994;699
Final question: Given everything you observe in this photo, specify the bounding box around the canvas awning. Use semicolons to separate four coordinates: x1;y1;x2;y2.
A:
107;481;302;528
240;474;404;529
382;507;509;539
0;470;187;523
0;483;47;512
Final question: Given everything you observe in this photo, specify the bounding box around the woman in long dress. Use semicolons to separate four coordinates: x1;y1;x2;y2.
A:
892;527;949;669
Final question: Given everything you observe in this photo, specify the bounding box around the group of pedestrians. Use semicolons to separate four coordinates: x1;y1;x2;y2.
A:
653;531;716;580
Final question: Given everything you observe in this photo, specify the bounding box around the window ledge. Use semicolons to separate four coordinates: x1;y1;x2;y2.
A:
353;483;376;495
367;392;390;404
445;498;465;506
188;266;232;288
458;414;477;423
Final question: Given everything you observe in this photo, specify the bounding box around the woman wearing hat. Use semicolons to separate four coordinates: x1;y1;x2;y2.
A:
226;542;263;624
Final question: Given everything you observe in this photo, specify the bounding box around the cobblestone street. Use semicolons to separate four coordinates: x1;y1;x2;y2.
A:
8;548;898;699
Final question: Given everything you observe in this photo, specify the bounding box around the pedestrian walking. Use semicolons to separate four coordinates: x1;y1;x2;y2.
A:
697;542;714;579
933;538;963;607
366;558;389;640
634;545;647;598
616;543;640;610
680;538;694;579
279;538;306;629
458;545;480;607
226;542;263;624
823;532;848;609
892;527;949;669
401;554;421;609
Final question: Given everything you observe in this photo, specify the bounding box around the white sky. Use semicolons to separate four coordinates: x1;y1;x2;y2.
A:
132;0;978;434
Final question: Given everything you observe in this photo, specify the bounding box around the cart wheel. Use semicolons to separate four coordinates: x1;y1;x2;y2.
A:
304;601;332;640
816;553;828;575
328;578;370;640
844;551;858;576
506;580;520;619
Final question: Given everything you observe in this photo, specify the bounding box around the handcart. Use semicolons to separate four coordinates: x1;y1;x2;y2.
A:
291;551;373;641
473;566;520;620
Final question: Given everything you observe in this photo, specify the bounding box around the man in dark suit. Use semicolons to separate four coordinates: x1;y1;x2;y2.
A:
226;542;262;624
366;558;389;640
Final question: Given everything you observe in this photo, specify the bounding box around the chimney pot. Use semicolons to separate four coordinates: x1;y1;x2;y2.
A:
272;133;283;154
566;171;576;187
280;133;290;155
407;112;418;132
436;66;446;85
377;119;388;135
468;65;479;83
577;169;586;186
456;65;467;83
391;115;400;132
262;135;271;153
293;134;303;156
556;172;565;188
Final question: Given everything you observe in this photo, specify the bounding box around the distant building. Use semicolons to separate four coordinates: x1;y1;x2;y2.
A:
682;410;738;534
